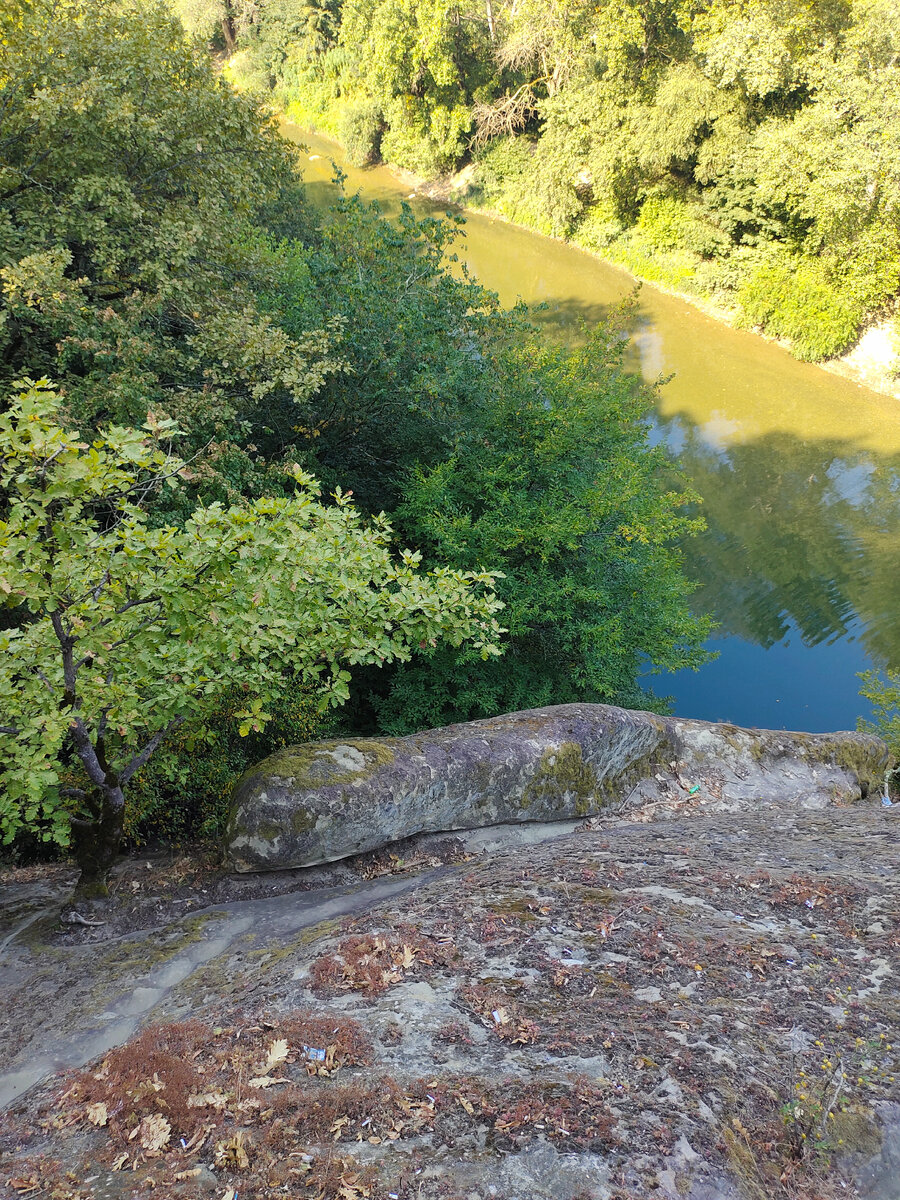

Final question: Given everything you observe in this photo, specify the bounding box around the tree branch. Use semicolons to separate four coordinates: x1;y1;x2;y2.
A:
120;716;186;785
66;715;109;790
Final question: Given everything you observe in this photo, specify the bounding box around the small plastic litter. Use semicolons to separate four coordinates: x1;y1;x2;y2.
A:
881;764;899;807
301;1045;327;1062
687;785;701;796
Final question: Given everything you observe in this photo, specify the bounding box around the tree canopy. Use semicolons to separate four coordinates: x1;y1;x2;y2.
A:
228;0;900;362
0;0;342;494
0;382;501;886
1;0;711;876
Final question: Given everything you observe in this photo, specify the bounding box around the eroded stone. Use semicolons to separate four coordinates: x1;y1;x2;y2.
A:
226;703;888;872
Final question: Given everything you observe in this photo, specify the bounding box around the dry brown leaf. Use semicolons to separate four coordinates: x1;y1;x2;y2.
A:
187;1091;229;1109
330;1115;350;1141
263;1037;289;1072
457;1095;474;1115
247;1075;290;1088
111;1153;129;1172
86;1101;108;1126
337;1174;371;1199
183;1123;213;1152
174;1168;202;1181
214;1130;251;1171
139;1113;171;1153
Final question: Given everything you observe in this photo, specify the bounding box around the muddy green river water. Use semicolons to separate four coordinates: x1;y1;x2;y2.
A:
289;124;900;733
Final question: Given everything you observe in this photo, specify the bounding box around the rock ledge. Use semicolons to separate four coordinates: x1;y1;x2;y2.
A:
226;703;888;872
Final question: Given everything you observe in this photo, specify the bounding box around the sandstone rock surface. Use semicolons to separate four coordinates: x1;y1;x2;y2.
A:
227;702;888;871
4;794;899;1200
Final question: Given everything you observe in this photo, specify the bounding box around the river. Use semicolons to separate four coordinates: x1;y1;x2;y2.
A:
288;124;900;734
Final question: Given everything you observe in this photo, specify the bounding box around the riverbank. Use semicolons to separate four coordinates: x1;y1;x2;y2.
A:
284;116;900;403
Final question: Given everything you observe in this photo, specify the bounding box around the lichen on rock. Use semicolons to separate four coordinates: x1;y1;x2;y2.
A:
226;703;889;873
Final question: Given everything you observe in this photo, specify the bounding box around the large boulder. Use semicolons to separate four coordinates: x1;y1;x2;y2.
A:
225;703;889;872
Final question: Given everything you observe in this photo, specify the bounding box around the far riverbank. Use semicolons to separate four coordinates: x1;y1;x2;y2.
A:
286;116;900;403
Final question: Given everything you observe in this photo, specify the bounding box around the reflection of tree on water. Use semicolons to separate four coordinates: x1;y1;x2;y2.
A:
656;416;900;671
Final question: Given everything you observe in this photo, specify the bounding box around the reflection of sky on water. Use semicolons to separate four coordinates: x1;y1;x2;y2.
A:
633;326;667;379
655;618;875;732
698;413;744;450
652;412;900;730
824;459;876;505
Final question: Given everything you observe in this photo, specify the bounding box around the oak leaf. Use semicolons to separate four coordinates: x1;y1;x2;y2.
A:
263;1037;289;1072
139;1113;171;1152
214;1130;251;1170
187;1091;229;1109
86;1101;108;1126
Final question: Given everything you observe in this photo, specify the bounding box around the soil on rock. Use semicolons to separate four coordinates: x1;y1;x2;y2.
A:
1;799;898;1200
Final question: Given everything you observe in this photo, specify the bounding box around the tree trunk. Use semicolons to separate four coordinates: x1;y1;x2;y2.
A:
221;0;237;51
71;785;126;901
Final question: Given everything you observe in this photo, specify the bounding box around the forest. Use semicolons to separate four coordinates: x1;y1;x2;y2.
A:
198;0;900;363
0;0;710;886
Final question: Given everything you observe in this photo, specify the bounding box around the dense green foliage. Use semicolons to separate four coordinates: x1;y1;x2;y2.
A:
377;318;709;732
1;0;710;865
0;382;501;879
0;0;346;504
124;678;330;844
226;0;900;362
859;671;900;788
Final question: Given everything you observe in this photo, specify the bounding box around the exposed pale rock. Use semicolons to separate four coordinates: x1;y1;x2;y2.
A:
226;703;888;872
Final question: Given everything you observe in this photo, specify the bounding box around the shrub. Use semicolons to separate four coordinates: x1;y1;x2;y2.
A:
890;320;900;379
637;194;729;259
472;135;536;206
574;199;625;250
378;96;470;176
469;136;583;237
337;101;385;166
858;670;900;794
738;254;864;360
637;196;692;250
124;678;332;845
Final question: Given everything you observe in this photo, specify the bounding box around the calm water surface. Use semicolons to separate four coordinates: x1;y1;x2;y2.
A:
289;124;900;733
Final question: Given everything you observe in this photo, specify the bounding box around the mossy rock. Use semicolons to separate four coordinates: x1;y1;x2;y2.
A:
226;703;889;872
